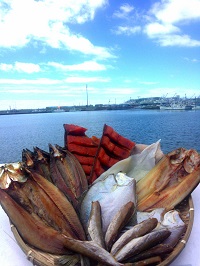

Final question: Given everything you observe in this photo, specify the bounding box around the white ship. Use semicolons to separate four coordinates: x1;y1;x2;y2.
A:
160;103;192;110
192;105;200;110
53;108;65;112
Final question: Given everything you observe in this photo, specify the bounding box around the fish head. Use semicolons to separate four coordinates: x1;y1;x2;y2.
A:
0;162;27;189
22;149;35;167
161;210;185;228
115;172;135;187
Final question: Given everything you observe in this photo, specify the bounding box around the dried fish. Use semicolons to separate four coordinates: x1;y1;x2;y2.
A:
137;148;200;211
114;229;171;262
80;172;137;234
88;201;105;248
105;201;135;251
49;144;88;209
111;218;158;256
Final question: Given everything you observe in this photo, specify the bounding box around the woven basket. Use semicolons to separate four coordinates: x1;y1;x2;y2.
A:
10;195;194;266
159;195;194;266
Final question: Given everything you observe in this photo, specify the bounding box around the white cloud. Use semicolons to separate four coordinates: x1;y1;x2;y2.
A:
114;26;141;36
1;60;108;75
120;4;134;14
157;34;200;47
0;62;41;73
0;63;13;71
45;25;114;58
144;22;179;36
112;3;142;36
145;0;200;47
15;62;41;73
113;4;134;19
48;61;107;71
0;76;110;86
0;0;112;58
150;0;200;24
112;1;200;46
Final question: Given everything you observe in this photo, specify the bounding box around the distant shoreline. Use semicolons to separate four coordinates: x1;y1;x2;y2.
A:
0;104;136;115
1;96;199;115
1;105;200;116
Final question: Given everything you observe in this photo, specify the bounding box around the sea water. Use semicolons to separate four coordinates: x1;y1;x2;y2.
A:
0;109;199;164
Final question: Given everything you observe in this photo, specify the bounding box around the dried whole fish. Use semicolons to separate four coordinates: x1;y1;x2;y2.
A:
60;234;124;266
105;201;135;251
88;201;105;248
137;148;200;211
27;169;86;240
126;244;173;263
49;144;88;209
114;229;171;262
0;188;70;254
111;218;158;256
80;172;137;234
4;167;86;241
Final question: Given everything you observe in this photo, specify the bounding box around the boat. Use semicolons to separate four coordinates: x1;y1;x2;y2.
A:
192;105;200;110
53;108;65;112
69;107;77;112
160;103;192;110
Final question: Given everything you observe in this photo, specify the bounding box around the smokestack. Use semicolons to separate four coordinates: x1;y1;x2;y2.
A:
86;84;88;106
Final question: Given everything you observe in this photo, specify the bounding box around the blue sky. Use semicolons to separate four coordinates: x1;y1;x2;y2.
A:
0;0;200;110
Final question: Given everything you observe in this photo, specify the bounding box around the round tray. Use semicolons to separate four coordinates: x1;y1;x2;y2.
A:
10;196;194;266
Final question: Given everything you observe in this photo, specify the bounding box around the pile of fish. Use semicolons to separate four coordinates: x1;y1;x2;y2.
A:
0;123;200;266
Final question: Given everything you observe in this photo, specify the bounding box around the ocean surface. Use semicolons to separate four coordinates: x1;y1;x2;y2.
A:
0;109;200;164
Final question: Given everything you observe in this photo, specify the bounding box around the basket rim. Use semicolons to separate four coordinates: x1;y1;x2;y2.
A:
10;224;60;266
